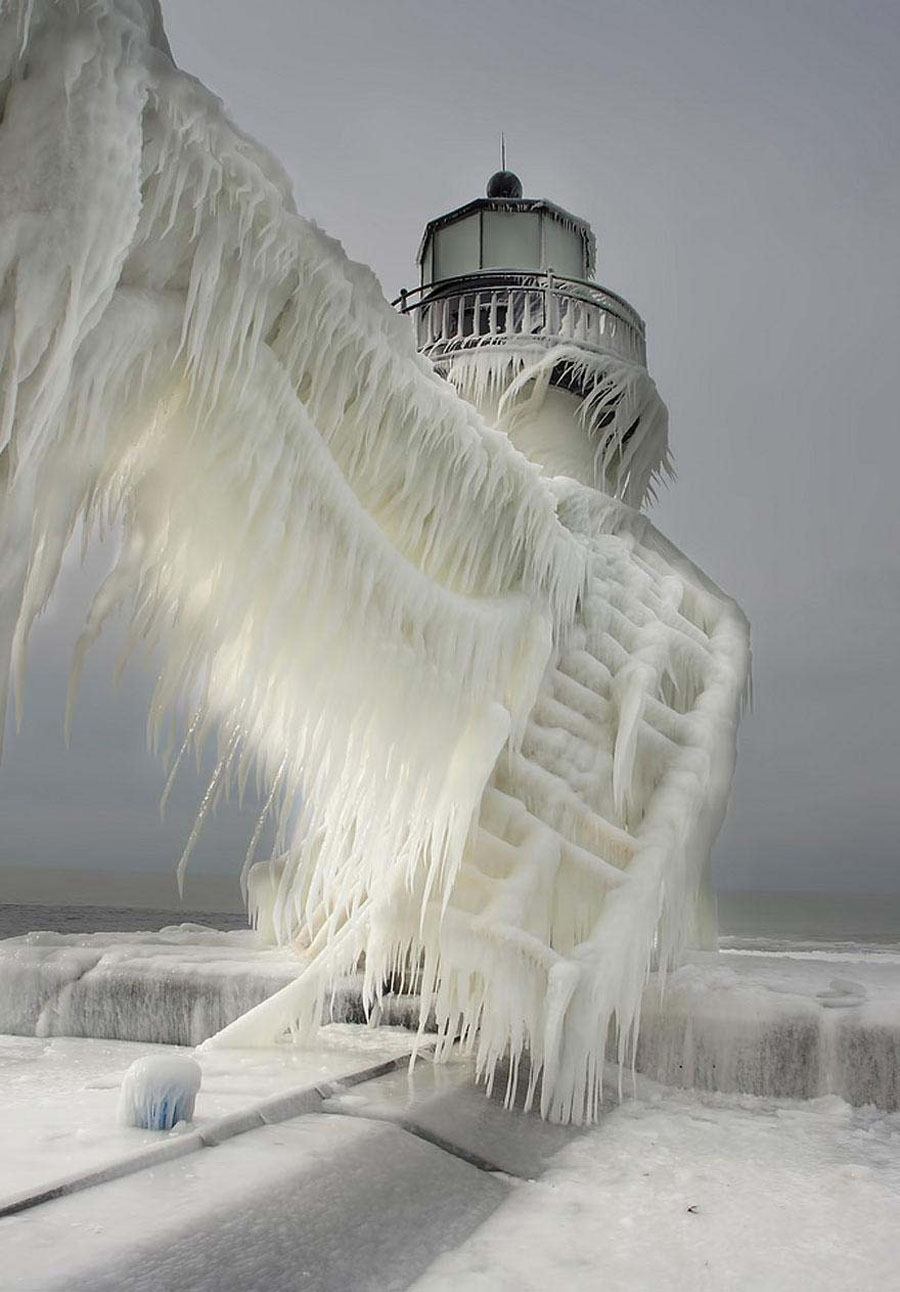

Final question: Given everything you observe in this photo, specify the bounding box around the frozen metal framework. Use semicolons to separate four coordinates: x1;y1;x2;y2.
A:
0;0;748;1122
399;271;647;369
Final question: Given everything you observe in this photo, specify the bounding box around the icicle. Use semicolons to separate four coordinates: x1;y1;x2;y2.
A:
445;345;673;506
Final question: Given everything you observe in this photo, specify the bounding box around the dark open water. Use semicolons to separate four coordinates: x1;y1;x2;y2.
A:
0;902;248;939
2;892;900;950
716;891;900;952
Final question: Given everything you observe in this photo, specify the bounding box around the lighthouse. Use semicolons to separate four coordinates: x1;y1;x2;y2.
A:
396;168;671;508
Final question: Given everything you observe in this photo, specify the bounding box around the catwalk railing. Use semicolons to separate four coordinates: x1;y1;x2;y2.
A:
394;272;647;368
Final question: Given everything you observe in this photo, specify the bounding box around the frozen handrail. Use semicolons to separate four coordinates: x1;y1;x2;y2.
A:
394;272;647;368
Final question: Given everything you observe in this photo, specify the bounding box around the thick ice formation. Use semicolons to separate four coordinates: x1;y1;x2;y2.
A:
442;345;672;507
118;1053;201;1129
0;0;749;1121
0;925;306;1045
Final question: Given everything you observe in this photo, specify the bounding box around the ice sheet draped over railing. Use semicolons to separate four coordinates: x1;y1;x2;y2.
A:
0;0;749;1123
222;484;750;1123
0;0;585;946
443;346;673;507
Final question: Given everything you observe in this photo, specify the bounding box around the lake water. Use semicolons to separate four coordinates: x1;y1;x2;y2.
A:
2;891;899;951
0;902;248;940
716;890;900;953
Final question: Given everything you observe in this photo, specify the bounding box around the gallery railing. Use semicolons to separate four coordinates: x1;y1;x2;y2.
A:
393;271;647;368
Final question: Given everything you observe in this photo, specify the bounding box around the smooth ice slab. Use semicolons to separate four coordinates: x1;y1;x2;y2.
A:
2;1114;509;1292
0;1026;417;1207
323;1051;583;1179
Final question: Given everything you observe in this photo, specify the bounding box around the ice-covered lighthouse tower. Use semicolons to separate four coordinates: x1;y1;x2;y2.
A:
396;166;670;506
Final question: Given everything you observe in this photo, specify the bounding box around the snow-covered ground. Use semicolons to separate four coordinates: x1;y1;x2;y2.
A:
2;1110;507;1292
414;1080;900;1292
3;1033;897;1291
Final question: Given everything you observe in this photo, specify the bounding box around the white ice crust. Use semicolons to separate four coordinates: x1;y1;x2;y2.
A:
117;1052;201;1129
444;344;672;505
0;0;749;1121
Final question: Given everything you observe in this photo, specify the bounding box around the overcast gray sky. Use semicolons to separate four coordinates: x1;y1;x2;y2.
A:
2;0;898;899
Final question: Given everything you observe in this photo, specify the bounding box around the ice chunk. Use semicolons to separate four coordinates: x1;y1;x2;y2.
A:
118;1054;202;1130
817;978;867;1008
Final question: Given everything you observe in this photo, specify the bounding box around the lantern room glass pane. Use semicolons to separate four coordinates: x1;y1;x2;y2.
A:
420;239;433;286
481;211;541;270
544;217;585;279
433;215;480;281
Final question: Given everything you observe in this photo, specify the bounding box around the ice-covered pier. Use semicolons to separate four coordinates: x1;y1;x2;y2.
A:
1;927;896;1111
2;926;898;1291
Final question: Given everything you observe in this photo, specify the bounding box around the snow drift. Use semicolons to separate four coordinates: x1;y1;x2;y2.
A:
0;0;749;1121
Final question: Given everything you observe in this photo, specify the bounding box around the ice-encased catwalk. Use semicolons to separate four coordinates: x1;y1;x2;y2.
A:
0;0;748;1120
